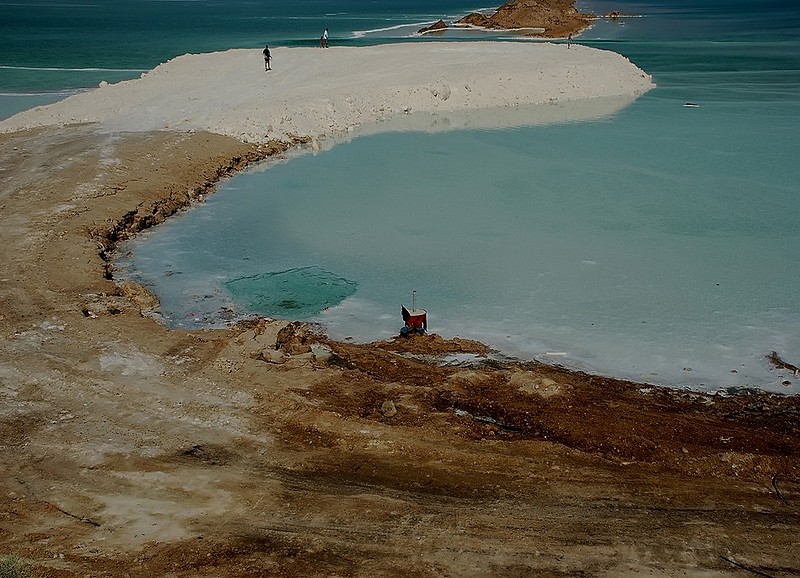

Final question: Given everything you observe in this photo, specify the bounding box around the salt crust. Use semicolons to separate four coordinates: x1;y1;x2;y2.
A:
0;42;654;143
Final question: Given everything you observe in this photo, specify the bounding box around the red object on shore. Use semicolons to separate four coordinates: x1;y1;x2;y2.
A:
401;289;427;336
401;305;427;334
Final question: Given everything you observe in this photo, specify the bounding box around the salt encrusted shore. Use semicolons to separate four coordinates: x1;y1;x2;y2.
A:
1;42;653;143
2;42;800;577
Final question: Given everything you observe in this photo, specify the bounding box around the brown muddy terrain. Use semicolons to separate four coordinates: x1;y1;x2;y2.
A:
0;127;799;577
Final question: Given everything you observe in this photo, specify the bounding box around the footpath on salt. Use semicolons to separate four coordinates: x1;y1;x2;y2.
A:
1;42;654;143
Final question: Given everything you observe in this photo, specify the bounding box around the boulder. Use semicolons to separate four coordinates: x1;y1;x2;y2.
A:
418;19;448;33
455;13;491;27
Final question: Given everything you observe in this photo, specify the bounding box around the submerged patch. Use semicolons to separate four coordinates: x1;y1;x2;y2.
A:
224;266;357;318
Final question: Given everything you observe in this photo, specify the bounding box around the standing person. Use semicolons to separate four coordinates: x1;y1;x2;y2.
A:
262;44;271;71
322;27;329;48
567;33;572;49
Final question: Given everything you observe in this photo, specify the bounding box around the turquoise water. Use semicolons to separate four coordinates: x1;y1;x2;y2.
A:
0;0;483;117
4;1;800;392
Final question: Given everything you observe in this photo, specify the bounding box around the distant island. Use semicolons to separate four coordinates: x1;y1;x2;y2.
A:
420;0;610;38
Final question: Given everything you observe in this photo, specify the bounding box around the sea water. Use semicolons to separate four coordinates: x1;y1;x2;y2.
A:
4;1;799;392
0;0;479;117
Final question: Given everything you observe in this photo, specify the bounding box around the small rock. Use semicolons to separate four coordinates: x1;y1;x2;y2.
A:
311;343;332;363
418;19;448;34
380;400;397;418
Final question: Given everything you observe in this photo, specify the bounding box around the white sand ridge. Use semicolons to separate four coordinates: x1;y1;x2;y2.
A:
1;42;654;143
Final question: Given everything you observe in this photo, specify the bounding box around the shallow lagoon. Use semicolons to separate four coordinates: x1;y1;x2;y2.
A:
118;78;800;392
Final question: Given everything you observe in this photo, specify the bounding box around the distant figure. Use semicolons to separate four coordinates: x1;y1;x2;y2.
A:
262;44;271;71
567;33;572;48
322;27;329;48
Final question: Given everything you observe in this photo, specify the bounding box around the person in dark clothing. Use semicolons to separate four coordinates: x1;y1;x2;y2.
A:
263;44;271;71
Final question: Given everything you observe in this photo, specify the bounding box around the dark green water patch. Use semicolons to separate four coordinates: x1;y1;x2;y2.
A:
224;266;357;318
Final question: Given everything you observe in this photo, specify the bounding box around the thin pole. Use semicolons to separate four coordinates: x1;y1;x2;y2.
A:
412;290;416;311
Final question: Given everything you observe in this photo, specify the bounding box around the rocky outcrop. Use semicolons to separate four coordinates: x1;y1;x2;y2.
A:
418;19;448;34
456;13;491;27
455;0;594;38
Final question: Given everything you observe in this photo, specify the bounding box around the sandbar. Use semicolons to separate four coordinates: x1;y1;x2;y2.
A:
2;42;653;143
